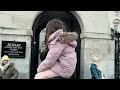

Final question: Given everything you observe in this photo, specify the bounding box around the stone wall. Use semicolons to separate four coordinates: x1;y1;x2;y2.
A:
0;29;32;79
0;12;34;79
80;32;114;79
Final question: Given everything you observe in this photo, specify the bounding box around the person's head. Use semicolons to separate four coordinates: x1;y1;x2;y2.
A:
44;18;67;52
91;55;100;66
1;55;10;65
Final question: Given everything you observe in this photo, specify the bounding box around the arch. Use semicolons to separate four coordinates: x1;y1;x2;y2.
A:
32;11;84;33
31;11;83;79
70;11;85;32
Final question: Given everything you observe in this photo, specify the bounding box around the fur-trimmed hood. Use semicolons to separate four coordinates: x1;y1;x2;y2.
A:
48;29;78;47
59;31;78;43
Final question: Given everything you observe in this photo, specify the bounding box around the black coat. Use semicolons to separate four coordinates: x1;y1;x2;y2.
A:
40;50;48;61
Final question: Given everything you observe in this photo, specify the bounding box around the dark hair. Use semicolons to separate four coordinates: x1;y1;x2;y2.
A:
44;19;67;52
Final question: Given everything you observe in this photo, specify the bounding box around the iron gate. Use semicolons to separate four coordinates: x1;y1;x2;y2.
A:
115;33;120;79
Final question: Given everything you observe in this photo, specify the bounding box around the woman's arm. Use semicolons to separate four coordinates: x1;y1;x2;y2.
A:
0;69;2;79
10;67;19;79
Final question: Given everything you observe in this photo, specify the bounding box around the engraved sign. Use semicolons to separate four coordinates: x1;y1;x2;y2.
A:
1;41;26;58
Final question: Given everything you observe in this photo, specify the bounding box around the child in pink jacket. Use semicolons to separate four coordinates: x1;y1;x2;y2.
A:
34;19;78;79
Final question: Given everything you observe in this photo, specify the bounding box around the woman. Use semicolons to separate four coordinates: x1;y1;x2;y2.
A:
34;19;78;79
90;55;105;79
0;55;19;79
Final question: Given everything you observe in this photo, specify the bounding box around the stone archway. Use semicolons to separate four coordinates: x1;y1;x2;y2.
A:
31;11;82;79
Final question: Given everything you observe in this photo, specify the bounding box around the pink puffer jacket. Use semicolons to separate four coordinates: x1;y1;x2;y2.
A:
37;29;78;78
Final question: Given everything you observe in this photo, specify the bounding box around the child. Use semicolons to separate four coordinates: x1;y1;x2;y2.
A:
34;19;78;79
